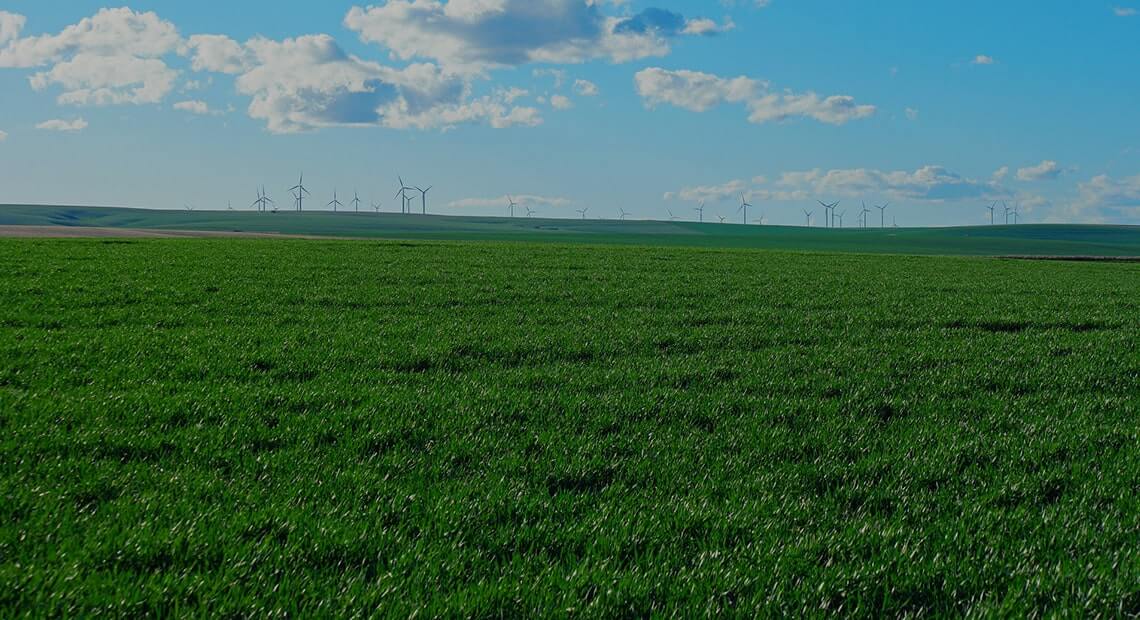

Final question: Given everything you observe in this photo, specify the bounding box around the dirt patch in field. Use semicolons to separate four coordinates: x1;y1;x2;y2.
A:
0;226;334;239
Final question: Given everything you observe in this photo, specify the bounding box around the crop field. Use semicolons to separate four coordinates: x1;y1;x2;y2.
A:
1;238;1138;616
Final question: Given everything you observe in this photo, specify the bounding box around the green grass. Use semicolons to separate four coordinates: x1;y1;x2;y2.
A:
4;203;1140;256
1;238;1138;616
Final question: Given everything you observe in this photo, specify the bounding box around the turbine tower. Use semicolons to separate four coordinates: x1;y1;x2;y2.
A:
836;209;846;228
576;207;589;219
328;190;343;212
1003;201;1011;225
290;173;310;212
739;193;753;225
415;186;432;215
252;186;274;212
987;201;996;225
877;203;889;228
803;209;813;226
372;201;382;214
818;200;839;228
351;191;362;213
694;201;705;223
619;208;630;221
395;176;414;214
860;202;872;229
507;195;519;218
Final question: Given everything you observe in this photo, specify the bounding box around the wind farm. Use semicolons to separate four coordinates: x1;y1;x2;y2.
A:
2;1;1138;617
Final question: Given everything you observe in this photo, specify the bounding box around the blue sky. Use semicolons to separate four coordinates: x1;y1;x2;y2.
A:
0;1;1138;225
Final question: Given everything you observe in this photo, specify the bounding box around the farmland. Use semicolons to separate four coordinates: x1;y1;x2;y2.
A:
3;204;1140;256
1;238;1138;616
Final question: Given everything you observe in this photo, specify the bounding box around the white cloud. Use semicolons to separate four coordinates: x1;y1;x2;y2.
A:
991;166;1009;183
663;179;748;202
211;34;541;133
173;99;210;115
448;194;572;209
634;67;876;125
35;118;88;132
343;2;714;73
905;107;919;121
681;17;735;36
971;54;995;65
29;54;177;105
1113;7;1137;16
550;94;573;109
1016;160;1063;181
668;165;1009;203
0;11;25;46
0;8;181;106
1049;174;1140;223
185;34;252;74
573;78;599;96
0;129;7;142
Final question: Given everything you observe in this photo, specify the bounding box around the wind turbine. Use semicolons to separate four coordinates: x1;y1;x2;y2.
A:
877;203;889;228
836;209;846;228
290;174;310;212
395;177;414;214
576;207;589;219
818;200;839;228
184;204;195;212
667;209;679;221
1002;201;1011;225
252;186;274;212
415;186;432;215
753;214;766;225
803;209;813;226
526;206;536;217
507;195;519;218
351;191;362;213
860;202;872;229
619;208;630;221
739;193;753;225
372;201;382;214
328;190;343;212
717;214;727;223
694;201;705;223
986;201;996;225
227;201;233;211
1012;204;1020;225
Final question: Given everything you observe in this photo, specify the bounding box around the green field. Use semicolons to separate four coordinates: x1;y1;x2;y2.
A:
1;238;1138;616
3;203;1140;256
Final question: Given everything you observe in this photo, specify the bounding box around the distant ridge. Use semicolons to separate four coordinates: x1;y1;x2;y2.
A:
2;204;1138;257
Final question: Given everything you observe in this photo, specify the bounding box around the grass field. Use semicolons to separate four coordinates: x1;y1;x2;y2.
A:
3;203;1140;257
1;238;1138;616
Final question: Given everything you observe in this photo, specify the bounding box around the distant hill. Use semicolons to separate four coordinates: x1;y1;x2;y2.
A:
2;204;1138;257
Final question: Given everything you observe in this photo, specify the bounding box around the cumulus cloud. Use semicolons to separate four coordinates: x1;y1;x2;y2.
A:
971;54;995;65
0;11;25;46
173;99;210;114
635;67;876;125
1070;174;1140;221
550;94;573;109
991;166;1009;183
668;165;1009;203
1017;160;1063;181
573;78;599;96
185;34;252;74
178;33;541;133
35;118;88;131
343;1;715;73
0;8;181;105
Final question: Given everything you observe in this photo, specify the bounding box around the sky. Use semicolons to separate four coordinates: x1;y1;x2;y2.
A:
0;1;1138;226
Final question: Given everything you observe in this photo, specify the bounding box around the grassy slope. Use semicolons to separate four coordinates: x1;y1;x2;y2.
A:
3;203;1139;256
1;238;1137;616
